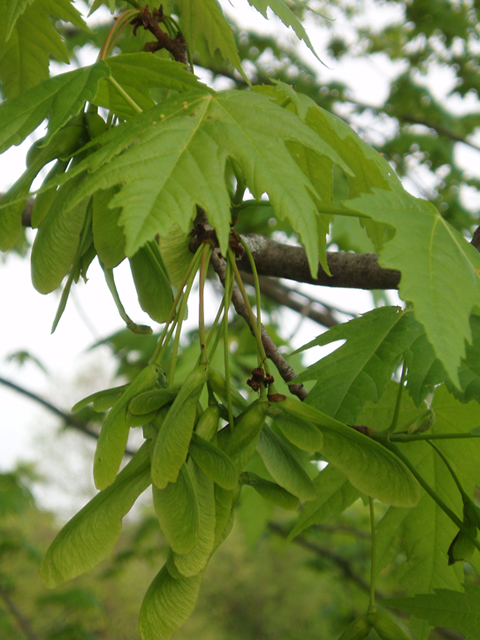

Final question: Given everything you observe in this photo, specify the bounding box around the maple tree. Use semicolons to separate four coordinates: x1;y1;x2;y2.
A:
2;0;480;639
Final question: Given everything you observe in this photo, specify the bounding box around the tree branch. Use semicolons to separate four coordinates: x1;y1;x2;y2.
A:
0;375;136;456
237;234;401;290
0;581;40;640
240;273;342;327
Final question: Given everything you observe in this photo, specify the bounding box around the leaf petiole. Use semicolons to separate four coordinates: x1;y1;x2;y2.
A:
151;243;205;367
239;237;265;370
227;250;269;370
106;77;143;114
427;440;470;504
223;255;235;430
382;363;407;435
383;440;480;553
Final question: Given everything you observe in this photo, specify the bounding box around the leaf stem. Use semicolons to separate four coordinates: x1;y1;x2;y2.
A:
389;432;480;443
239;237;264;368
99;9;140;60
205;295;226;359
227;250;269;371
101;263;152;335
106;77;143;114
168;248;205;386
383;363;407;435
223;256;235;430
199;244;212;363
427;440;470;504
151;244;204;366
383;440;480;552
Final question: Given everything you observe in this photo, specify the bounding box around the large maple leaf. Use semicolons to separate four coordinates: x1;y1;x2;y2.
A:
54;90;351;270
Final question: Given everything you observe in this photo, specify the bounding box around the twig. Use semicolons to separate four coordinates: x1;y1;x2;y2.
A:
0;375;136;456
210;249;308;400
0;581;40;640
240;273;342;327
267;522;375;597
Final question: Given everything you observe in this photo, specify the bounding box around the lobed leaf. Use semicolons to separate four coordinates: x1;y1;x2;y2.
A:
346;187;480;386
383;585;480;639
0;0;88;99
246;0;320;62
53;90;351;270
93;53;210;119
294;307;423;424
0;62;109;154
369;384;480;638
176;0;246;81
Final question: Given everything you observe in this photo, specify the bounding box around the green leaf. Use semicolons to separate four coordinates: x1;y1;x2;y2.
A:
40;443;151;588
189;433;239;490
294;307;422;424
383;585;480;638
246;0;320;62
139;564;203;640
54;90;350;270
176;0;247;81
369;385;480;638
240;471;300;510
158;224;194;289
152;463;199;555
345;187;480;386
446;314;480;403
404;325;448;406
0;63;109;154
288;465;360;540
256;425;317;501
4;0;34;41
0;0;88;99
93;53;210;119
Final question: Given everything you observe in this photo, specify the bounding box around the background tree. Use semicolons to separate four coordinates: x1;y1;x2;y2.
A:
2;1;480;639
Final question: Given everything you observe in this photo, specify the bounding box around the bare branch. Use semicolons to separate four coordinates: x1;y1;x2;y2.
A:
240;273;341;327
237;234;401;290
0;375;136;456
0;581;40;640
